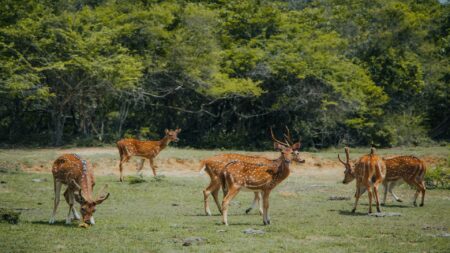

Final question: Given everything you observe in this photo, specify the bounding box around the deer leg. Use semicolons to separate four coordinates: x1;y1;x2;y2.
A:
136;159;145;177
49;180;62;224
366;183;373;214
262;191;271;225
373;182;382;213
411;180;425;207
203;179;221;216
119;156;130;182
211;189;221;214
389;181;403;202
221;186;240;226
245;192;262;215
352;183;362;213
382;181;388;206
420;181;426;207
64;189;74;224
149;158;158;177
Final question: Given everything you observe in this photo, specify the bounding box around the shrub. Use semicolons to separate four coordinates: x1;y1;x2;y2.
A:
425;165;450;190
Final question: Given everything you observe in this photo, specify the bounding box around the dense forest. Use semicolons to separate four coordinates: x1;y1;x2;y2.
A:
0;0;448;149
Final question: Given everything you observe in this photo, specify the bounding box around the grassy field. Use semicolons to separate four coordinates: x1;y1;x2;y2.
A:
0;146;449;252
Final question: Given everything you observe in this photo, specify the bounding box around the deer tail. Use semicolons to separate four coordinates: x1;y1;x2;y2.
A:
199;161;206;175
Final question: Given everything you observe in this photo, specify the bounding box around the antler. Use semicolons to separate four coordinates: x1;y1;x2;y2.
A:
283;126;294;146
338;147;350;165
270;127;289;147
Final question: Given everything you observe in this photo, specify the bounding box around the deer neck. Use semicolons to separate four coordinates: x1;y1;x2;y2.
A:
273;156;291;180
158;136;171;150
79;161;94;202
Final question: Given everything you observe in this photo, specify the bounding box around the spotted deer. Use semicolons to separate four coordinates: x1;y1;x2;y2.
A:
339;147;386;213
117;128;181;181
379;156;427;206
220;130;303;225
200;128;304;216
49;154;109;226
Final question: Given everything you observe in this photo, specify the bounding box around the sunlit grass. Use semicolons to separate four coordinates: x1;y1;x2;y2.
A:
0;146;449;252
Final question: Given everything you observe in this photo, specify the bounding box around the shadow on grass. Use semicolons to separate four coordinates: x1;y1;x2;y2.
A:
186;213;222;217
338;210;368;216
31;220;77;228
380;204;412;208
214;222;258;226
186;212;257;217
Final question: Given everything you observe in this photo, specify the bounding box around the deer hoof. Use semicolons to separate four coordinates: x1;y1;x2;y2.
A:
380;203;386;206
413;202;417;207
396;199;403;203
49;218;55;224
351;208;356;213
420;203;424;207
65;218;72;225
245;208;251;214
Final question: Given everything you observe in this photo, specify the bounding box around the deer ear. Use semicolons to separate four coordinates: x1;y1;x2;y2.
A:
176;128;181;133
165;129;169;134
74;190;85;203
292;142;301;150
274;142;285;150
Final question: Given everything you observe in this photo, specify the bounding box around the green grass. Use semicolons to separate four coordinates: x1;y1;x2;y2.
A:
0;146;449;252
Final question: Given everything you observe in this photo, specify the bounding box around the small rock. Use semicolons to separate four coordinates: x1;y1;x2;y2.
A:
328;196;351;201
172;203;179;206
368;212;401;217
32;178;47;183
37;202;42;205
0;181;6;184
243;228;265;235
435;233;450;238
182;237;206;246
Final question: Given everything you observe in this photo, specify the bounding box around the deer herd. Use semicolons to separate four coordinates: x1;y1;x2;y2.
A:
48;127;427;227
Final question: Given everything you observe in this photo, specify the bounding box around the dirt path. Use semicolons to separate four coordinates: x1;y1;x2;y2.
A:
5;147;445;178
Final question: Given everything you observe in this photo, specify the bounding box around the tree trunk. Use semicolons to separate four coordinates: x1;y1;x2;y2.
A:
52;109;66;146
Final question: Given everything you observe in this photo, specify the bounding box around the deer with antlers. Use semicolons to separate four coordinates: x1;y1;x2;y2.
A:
49;154;110;226
117;128;181;182
220;129;303;225
200;127;304;216
338;147;386;213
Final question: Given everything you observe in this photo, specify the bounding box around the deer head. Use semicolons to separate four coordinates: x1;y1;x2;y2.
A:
72;180;110;224
164;128;181;142
338;147;356;184
271;127;305;163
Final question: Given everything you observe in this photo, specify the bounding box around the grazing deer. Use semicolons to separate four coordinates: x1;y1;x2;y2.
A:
381;156;427;206
49;154;110;226
117;128;181;181
200;128;304;216
346;155;427;207
220;130;303;225
339;147;386;213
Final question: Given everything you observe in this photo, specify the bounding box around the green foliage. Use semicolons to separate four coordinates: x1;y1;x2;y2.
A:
425;165;450;190
0;0;448;148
